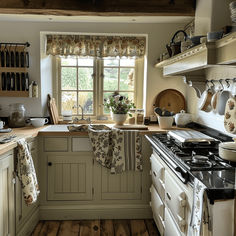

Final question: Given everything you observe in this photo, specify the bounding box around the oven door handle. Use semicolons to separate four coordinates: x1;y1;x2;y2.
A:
175;166;189;184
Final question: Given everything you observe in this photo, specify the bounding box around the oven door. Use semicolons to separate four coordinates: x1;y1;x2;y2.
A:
165;170;187;233
165;208;182;236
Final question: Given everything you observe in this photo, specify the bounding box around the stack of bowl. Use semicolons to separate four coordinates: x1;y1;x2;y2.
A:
229;1;236;23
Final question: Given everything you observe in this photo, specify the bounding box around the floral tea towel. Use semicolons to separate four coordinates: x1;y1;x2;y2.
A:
17;138;39;205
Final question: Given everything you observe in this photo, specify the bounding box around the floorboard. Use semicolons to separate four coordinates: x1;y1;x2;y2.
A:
31;219;160;236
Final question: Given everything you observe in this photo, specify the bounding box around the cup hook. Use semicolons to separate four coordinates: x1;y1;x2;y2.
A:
225;78;231;88
219;79;224;90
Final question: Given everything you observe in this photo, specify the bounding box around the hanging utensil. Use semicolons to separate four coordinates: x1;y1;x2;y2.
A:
5;44;10;67
16;73;20;91
6;72;11;91
198;81;213;112
10;72;15;91
1;44;5;67
10;45;15;67
20;50;25;67
15;45;19;67
21;73;26;91
1;72;6;90
24;45;29;68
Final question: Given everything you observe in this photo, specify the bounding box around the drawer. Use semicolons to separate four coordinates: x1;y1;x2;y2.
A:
150;154;165;200
44;138;68;152
150;185;164;236
165;208;182;236
165;170;187;232
72;138;92;152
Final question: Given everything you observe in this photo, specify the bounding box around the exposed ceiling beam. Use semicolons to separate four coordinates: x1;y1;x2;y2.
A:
0;0;195;16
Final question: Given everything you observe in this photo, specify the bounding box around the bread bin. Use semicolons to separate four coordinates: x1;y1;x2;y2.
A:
219;142;236;162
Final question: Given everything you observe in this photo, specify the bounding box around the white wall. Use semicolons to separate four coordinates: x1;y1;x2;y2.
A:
191;0;236;138
0;20;187;117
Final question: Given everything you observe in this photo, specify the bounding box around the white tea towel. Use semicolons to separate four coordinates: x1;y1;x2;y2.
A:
17;138;39;205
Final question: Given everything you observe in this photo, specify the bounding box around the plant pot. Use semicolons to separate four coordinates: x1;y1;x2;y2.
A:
111;113;128;125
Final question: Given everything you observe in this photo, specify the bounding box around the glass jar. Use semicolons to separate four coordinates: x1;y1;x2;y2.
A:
128;109;136;124
136;109;144;125
9;103;26;128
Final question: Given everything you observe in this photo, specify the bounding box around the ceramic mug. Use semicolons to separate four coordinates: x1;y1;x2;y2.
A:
0;121;5;129
30;118;49;128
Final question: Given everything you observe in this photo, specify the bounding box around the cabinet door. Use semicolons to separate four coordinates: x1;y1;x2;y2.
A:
47;154;93;201
0;152;14;236
165;208;182;236
101;167;142;200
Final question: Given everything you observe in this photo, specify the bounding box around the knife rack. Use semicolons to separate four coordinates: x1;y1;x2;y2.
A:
0;42;30;97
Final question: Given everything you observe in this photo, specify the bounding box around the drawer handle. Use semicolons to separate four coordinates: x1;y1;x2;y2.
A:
48;162;52;166
153;171;157;177
166;192;171;200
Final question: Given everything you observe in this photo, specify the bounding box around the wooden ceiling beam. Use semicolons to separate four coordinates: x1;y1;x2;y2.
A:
0;0;195;16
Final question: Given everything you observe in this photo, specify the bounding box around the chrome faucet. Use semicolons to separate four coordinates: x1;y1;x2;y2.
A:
78;105;85;120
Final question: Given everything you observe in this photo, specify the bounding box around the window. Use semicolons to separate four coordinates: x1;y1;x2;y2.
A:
58;57;144;118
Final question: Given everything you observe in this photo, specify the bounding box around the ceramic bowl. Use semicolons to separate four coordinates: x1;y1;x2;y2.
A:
157;116;174;129
219;142;236;162
30;118;49;127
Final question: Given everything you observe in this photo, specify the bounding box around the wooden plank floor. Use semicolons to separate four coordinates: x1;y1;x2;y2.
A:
31;219;160;236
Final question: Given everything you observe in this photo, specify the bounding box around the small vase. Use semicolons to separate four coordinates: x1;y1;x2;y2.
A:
111;113;128;125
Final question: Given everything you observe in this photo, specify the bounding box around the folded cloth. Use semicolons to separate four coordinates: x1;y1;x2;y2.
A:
67;124;88;132
17;138;39;205
88;125;142;174
188;178;207;236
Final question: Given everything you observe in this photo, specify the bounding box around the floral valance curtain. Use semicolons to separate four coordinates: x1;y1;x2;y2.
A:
46;35;146;58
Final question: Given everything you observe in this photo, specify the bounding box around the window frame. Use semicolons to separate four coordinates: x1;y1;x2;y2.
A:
56;57;144;119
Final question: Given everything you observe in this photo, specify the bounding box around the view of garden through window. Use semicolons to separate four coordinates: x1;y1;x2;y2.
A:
60;57;136;117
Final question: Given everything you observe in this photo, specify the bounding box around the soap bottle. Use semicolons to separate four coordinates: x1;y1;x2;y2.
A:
32;81;38;98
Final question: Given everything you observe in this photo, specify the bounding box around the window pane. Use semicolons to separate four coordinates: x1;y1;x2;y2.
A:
78;58;93;66
61;91;77;115
120;92;134;103
104;68;118;91
78;92;93;114
61;57;76;66
61;67;77;90
104;59;119;66
78;68;93;90
120;68;134;90
103;92;114;114
120;58;135;67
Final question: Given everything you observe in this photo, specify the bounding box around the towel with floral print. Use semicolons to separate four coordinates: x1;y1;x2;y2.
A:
188;178;207;236
88;125;142;174
17;138;39;205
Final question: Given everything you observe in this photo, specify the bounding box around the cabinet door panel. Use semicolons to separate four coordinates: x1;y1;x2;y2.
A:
0;152;14;236
101;168;142;200
47;154;93;201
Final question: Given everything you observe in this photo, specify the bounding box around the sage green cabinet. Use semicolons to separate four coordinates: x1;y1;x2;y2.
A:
0;151;15;236
47;153;93;201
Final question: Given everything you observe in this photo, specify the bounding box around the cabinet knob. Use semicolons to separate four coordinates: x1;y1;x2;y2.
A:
48;162;52;166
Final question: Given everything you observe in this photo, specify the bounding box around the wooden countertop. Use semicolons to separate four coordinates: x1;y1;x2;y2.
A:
0;124;188;155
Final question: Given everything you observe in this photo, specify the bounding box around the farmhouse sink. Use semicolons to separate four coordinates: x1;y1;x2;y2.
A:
40;125;74;132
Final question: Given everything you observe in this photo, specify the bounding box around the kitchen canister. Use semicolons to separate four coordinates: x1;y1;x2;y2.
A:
9;103;26;128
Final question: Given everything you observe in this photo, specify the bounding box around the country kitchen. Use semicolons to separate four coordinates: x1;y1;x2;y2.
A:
0;0;236;235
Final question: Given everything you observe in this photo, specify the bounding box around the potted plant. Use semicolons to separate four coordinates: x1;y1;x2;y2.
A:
104;93;135;125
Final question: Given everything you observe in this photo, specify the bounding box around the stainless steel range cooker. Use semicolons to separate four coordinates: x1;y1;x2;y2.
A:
146;127;235;236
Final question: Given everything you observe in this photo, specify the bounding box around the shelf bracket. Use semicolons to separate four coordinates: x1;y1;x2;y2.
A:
183;75;206;98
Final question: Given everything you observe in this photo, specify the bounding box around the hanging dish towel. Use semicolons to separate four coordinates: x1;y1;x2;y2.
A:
17;138;40;205
188;178;208;236
88;125;142;174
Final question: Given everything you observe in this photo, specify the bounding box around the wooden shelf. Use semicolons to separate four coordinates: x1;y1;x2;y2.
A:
0;68;28;73
0;91;29;97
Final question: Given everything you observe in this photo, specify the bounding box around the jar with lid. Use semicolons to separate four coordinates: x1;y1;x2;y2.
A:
128;108;136;124
136;109;144;125
9;103;26;128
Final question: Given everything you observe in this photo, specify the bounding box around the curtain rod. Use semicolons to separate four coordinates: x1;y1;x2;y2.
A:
0;42;30;47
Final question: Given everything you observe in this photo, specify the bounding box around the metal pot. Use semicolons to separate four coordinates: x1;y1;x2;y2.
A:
219;142;236;162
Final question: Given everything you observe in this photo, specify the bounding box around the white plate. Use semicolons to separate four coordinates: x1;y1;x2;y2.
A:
224;97;236;134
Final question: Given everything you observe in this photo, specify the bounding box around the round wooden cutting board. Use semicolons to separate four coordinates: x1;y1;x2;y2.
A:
154;89;186;114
